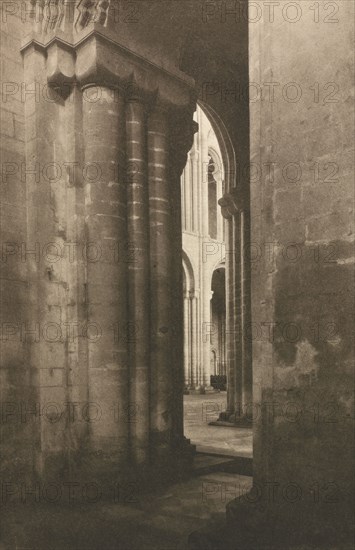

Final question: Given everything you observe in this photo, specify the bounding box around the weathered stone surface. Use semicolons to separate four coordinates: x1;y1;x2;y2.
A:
247;0;354;544
0;1;353;548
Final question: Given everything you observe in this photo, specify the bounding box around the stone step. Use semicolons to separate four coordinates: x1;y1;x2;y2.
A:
193;452;252;477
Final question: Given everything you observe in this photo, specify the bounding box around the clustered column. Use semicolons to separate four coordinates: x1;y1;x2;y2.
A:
218;193;252;424
240;209;252;409
125;91;151;464
148;104;174;461
20;13;197;480
183;290;201;389
82;85;195;468
82;86;129;465
183;291;190;387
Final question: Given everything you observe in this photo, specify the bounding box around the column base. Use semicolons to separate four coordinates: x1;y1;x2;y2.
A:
170;435;196;476
19;437;196;497
186;385;219;395
202;384;219;394
209;411;253;428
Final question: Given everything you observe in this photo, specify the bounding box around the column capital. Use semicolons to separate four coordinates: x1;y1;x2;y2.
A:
21;11;196;107
218;189;247;219
169;113;198;177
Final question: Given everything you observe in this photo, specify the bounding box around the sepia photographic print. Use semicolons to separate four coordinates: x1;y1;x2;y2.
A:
0;1;354;549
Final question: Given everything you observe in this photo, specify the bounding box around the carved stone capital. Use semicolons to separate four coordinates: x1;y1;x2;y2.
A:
46;41;75;91
218;190;244;219
21;26;196;108
169;111;197;178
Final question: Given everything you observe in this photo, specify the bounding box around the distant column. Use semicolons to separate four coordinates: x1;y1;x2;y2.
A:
183;292;190;387
217;192;252;424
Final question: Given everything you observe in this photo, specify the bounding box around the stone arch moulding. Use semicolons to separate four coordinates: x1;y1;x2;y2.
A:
210;260;227;294
207;146;224;182
182;249;195;295
212;258;226;273
198;100;236;196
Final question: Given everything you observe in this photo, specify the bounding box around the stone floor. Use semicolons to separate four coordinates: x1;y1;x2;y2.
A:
1;471;253;550
184;393;253;458
1;392;254;549
2;466;350;550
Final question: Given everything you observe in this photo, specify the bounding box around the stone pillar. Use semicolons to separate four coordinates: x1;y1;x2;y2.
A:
240;209;252;408
82;86;129;466
226;216;236;415
190;292;198;388
200;285;212;388
169;113;196;455
191;149;199;233
22;41;89;479
148;103;174;460
183;293;190;387
195;289;202;387
184;153;192;231
20;18;197;480
125;93;150;464
22;43;60;477
216;192;252;425
216;172;224;241
221;317;226;375
232;210;243;416
200;113;210;237
181;171;186;230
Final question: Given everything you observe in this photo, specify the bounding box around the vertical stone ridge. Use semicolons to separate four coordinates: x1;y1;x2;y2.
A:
169;111;196;450
82;85;129;469
125;96;150;465
147;104;173;461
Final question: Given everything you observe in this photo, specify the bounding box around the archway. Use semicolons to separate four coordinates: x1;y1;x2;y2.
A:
181;103;252;457
181;104;226;392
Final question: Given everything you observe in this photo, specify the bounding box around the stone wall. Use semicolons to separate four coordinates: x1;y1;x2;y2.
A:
0;4;30;478
231;0;354;544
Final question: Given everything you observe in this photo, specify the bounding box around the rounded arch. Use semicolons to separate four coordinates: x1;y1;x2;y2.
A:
198;100;236;194
207;258;226;295
208;146;223;175
211;265;226;296
212;257;226;274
